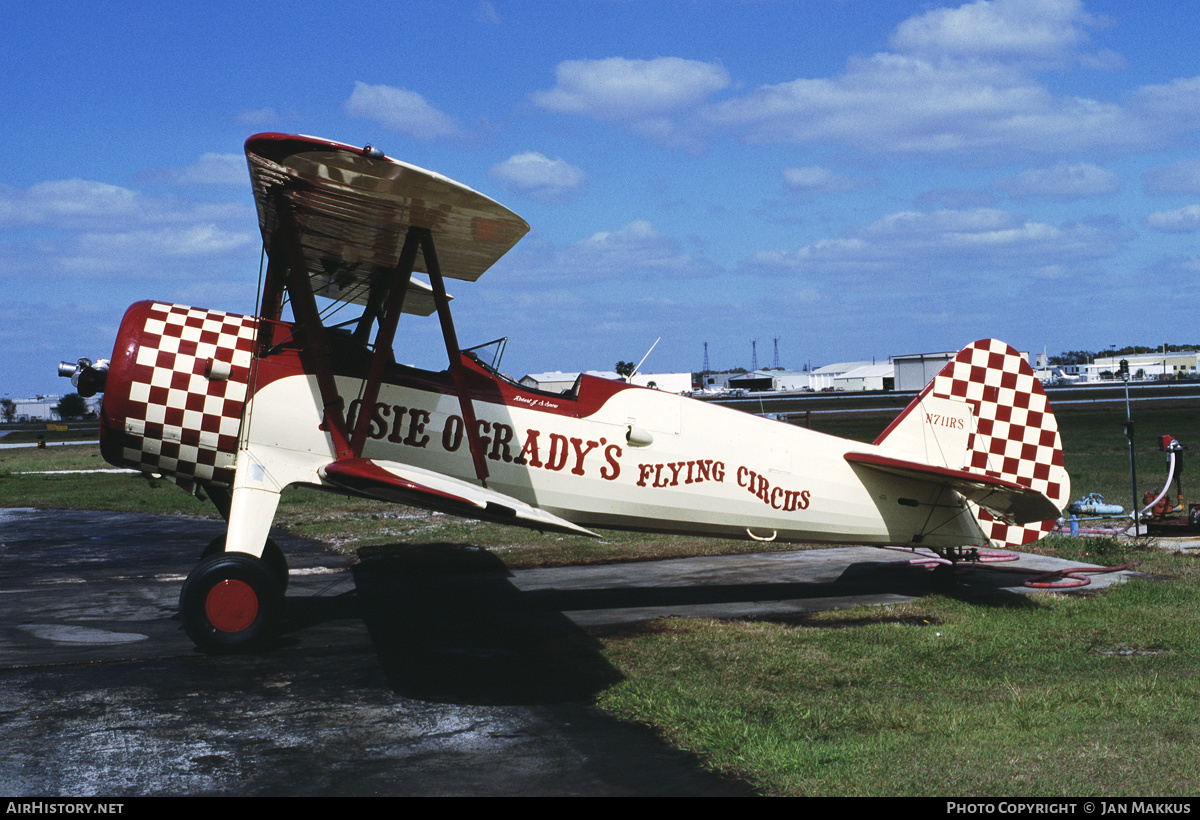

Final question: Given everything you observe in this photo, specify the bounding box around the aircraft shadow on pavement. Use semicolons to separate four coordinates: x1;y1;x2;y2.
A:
344;543;626;706
279;543;1047;706
515;559;1048;614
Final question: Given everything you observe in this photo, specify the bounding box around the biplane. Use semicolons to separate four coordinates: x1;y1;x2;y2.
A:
60;133;1069;653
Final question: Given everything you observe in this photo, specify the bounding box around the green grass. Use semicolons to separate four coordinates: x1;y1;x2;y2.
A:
595;568;1200;796
0;443;116;474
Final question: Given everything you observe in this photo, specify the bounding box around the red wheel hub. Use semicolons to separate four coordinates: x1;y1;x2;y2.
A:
204;579;259;633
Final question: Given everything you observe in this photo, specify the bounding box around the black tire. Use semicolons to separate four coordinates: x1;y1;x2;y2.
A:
202;535;289;591
180;552;282;654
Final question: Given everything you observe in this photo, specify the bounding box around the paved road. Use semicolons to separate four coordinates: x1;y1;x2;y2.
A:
0;508;1133;796
0;440;101;449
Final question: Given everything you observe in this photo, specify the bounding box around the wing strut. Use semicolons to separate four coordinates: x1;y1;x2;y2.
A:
347;227;419;456
421;228;490;484
271;194;355;460
262;195;490;482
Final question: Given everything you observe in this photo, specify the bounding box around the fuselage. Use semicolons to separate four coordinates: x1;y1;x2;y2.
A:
100;300;984;549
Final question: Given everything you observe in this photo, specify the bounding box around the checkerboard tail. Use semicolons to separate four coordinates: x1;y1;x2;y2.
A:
879;339;1070;548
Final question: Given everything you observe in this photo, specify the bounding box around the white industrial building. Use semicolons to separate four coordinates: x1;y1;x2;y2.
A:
808;361;874;391
893;350;958;392
833;363;895;392
726;369;811;392
1083;351;1200;382
725;362;896;393
2;394;102;421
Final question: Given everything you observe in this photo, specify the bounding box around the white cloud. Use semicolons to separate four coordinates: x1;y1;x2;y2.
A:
1127;76;1200;132
1145;205;1200;233
889;0;1099;64
0;179;134;227
533;1;1193;160
998;161;1120;200
1149;253;1200;278
500;220;724;285
236;107;281;127
0;175;257;288
87;225;254;258
476;1;501;24
532;57;729;151
149;153;247;186
746;206;1124;279
532;57;730;120
572;220;702;278
782;166;864;195
0;179;245;230
344;82;464;140
706;51;1143;156
489;152;585;201
55;226;257;273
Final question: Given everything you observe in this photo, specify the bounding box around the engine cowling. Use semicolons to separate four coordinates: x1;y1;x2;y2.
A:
97;301;258;492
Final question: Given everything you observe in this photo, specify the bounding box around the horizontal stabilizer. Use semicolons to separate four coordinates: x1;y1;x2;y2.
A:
320;458;597;538
844;452;1062;525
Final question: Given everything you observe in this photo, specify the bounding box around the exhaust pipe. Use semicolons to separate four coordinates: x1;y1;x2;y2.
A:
58;357;109;397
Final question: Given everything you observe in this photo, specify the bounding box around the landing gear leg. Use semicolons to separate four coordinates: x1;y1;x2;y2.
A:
183;455;288;652
180;552;282;654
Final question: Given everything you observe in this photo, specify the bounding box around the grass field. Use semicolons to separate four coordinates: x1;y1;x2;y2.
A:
595;574;1200;796
3;401;1200;796
595;404;1200;796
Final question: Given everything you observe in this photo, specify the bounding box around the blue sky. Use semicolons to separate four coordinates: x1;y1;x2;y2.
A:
4;0;1200;399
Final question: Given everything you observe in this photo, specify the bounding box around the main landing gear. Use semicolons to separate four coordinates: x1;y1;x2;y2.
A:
179;543;288;654
200;535;289;591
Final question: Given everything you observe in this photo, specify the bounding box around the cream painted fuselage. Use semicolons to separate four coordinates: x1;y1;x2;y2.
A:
237;361;983;551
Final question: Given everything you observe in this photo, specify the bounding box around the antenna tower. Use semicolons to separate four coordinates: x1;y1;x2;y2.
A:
702;341;710;374
773;337;780;370
751;339;758;371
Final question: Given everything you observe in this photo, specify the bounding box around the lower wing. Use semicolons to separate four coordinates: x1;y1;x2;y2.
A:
320;457;597;538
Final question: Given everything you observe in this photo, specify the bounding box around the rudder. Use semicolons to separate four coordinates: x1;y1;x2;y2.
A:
878;339;1069;547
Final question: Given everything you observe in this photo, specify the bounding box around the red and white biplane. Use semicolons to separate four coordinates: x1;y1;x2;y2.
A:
60;133;1069;653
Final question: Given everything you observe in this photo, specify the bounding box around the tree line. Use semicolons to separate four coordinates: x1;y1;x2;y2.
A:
1048;344;1200;366
0;394;91;423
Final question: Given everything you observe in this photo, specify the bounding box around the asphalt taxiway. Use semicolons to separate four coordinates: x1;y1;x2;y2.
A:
0;508;1134;796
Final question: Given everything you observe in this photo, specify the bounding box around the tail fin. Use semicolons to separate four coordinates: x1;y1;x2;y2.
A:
876;339;1070;547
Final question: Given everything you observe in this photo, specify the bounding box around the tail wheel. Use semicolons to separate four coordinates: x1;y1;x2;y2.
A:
180;552;282;654
202;535;289;591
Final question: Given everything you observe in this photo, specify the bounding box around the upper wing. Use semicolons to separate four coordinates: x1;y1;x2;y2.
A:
844;451;1062;525
319;457;597;538
245;133;529;313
